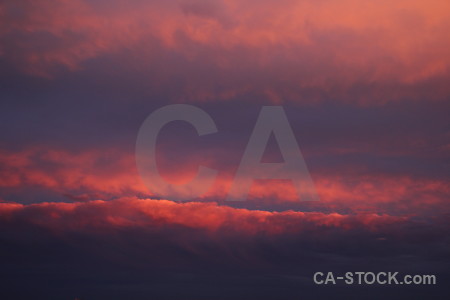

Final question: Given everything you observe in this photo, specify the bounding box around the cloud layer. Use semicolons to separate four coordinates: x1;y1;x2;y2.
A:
1;1;449;299
1;197;449;299
1;147;448;216
1;0;450;103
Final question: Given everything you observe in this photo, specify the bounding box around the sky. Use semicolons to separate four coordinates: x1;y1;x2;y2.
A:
0;0;449;299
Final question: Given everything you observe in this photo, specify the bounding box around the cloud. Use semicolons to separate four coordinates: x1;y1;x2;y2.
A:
0;197;448;299
1;2;449;298
1;0;450;103
0;197;403;233
1;147;448;216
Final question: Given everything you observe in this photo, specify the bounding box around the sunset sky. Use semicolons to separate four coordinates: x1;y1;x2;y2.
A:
1;1;449;299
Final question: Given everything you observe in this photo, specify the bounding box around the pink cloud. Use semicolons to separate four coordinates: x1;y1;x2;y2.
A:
0;147;448;215
0;197;405;234
1;0;449;103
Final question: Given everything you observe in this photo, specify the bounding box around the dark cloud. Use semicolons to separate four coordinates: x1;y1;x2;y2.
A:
0;198;449;299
